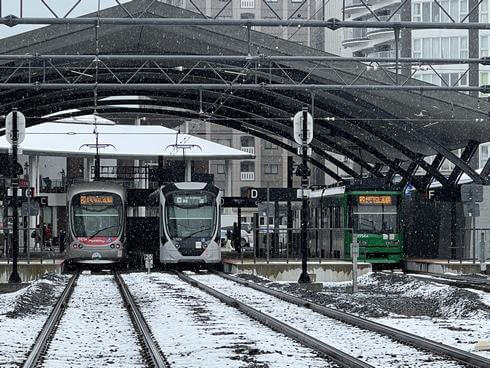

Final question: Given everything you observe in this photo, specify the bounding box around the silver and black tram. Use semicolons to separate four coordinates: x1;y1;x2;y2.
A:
151;182;222;268
65;182;127;266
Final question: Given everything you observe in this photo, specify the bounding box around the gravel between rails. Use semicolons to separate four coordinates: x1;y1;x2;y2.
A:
40;274;145;368
192;273;465;368
123;272;342;368
0;274;68;368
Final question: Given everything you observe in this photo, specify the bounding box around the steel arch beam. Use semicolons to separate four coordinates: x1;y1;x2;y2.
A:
0;63;432;185
7;84;362;179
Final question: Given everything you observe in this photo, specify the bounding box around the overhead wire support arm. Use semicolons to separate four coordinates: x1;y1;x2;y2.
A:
5;17;490;30
0;53;489;65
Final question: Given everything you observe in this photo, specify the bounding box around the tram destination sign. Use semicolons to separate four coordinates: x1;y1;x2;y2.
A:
358;195;392;205
80;195;113;205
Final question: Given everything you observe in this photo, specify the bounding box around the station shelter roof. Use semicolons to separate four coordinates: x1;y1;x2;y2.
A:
0;116;253;160
0;0;488;187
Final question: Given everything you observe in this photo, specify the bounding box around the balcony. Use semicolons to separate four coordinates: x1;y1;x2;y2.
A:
344;0;402;20
241;0;254;9
342;28;370;47
240;172;255;181
241;146;255;155
367;14;399;40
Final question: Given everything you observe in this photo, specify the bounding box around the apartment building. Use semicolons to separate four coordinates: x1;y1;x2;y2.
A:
338;0;490;182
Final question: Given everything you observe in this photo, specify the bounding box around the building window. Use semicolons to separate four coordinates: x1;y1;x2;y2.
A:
482;35;489;57
413;0;469;22
460;0;468;21
422;1;431;22
480;144;490;168
264;164;279;174
480;72;489;96
413;2;421;22
241;136;255;147
413;36;467;59
413;39;421;58
240;161;255;172
216;138;231;147
432;2;441;22
217;164;225;174
264;141;277;149
482;0;489;22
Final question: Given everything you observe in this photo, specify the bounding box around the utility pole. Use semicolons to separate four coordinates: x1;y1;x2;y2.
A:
294;107;313;284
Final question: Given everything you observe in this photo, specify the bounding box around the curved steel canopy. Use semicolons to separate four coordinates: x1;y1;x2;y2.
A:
0;0;488;188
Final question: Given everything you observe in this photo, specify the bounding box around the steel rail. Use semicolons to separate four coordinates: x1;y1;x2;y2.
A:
114;272;170;368
0;54;483;65
0;82;484;92
403;271;490;292
216;272;490;368
4;16;490;30
23;271;80;368
176;271;373;368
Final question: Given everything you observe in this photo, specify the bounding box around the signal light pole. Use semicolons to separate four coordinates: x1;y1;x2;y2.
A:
294;107;313;284
7;109;24;283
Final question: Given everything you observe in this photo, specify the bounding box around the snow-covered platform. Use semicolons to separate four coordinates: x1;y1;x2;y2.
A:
222;259;372;282
405;258;487;274
0;259;64;283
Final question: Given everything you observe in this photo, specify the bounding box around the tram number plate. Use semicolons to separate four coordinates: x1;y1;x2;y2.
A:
117;250;122;257
195;241;202;249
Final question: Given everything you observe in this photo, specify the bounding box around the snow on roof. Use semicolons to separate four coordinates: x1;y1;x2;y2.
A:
0;120;254;160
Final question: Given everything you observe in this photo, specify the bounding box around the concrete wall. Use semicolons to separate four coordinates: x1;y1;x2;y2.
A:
0;262;63;283
224;261;372;282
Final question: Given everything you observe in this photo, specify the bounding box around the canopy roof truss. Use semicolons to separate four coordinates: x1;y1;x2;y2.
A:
0;0;489;188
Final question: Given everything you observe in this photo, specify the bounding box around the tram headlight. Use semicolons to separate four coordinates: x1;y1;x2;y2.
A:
110;244;115;249
72;244;77;249
78;244;83;249
116;244;121;249
175;243;180;249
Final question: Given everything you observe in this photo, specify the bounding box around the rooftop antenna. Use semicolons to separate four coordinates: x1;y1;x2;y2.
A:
164;129;202;182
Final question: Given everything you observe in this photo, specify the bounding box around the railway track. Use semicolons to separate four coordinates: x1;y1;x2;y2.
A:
192;272;490;368
176;271;372;368
22;272;80;368
22;271;170;368
402;271;490;292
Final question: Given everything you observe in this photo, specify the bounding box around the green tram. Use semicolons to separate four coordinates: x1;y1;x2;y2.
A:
309;185;403;267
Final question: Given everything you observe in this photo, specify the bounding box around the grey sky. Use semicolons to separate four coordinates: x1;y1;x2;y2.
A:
0;0;131;40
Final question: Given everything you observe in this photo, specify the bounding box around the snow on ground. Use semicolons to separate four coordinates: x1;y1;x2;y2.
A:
0;274;68;367
123;272;339;368
41;274;145;368
239;272;490;359
194;273;463;368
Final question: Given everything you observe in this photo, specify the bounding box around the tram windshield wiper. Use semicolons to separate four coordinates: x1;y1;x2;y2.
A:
89;224;120;239
180;227;212;241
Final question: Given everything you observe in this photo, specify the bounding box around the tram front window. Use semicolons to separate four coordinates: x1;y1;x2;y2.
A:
165;192;215;240
352;195;398;234
71;193;123;238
